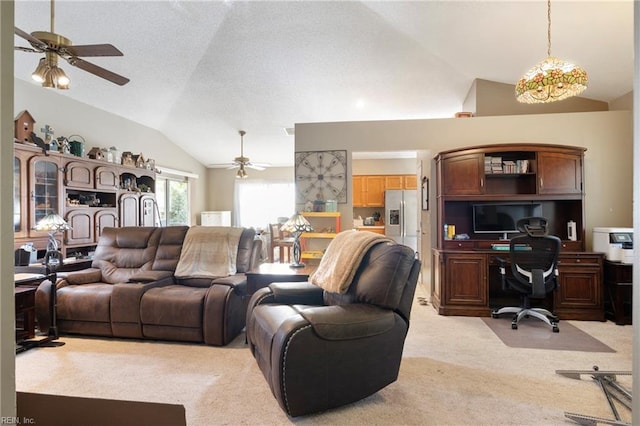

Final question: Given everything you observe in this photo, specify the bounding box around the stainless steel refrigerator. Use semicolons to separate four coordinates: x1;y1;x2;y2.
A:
384;190;418;253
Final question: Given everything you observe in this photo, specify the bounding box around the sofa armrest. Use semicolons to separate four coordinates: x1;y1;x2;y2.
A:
212;273;246;287
129;270;173;283
246;281;324;321
299;304;395;340
63;268;103;285
269;281;325;305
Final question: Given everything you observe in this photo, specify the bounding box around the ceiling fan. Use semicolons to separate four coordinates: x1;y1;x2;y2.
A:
210;130;269;178
14;0;129;88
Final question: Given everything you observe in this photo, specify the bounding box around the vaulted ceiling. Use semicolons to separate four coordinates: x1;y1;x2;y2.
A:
14;1;634;167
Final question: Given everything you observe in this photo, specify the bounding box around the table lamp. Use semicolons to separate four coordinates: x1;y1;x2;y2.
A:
281;213;313;268
33;213;71;343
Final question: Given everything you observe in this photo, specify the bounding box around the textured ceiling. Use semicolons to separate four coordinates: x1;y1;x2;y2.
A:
14;0;634;167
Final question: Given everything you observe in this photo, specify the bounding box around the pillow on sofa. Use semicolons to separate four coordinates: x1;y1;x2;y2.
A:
174;226;244;279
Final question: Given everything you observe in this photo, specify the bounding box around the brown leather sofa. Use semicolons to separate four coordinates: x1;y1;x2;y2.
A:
245;241;420;416
36;226;261;346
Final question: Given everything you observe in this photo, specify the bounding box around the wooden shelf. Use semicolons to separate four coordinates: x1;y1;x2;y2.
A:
302;232;337;239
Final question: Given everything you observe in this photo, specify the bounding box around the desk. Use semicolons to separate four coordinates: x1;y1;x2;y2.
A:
603;260;632;325
246;263;316;296
432;249;605;321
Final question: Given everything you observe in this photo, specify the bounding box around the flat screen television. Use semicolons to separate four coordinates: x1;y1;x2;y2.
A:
472;202;543;240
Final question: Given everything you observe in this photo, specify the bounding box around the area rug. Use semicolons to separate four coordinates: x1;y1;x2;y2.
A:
482;317;615;352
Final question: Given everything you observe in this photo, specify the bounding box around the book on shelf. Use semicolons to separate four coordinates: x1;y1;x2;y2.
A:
502;160;516;174
490;156;503;173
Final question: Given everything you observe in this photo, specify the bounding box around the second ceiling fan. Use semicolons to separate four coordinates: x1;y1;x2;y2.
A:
230;130;269;178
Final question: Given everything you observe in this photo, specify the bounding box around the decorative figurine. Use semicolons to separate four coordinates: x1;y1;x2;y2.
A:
29;132;48;155
40;124;55;149
58;137;71;155
121;151;135;166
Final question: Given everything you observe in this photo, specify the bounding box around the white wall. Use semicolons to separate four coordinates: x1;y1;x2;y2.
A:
352;158;415;175
295;111;634;290
296;111;633;239
14;79;208;225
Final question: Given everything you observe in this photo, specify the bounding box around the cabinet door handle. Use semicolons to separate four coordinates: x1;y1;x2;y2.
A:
30;190;34;201
480;178;484;188
539;177;543;188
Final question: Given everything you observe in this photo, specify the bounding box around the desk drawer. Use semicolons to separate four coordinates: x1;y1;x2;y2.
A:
443;240;475;250
558;254;602;265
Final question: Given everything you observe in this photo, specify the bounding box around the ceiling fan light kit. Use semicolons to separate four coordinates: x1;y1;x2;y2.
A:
15;0;129;89
32;52;70;89
515;0;587;103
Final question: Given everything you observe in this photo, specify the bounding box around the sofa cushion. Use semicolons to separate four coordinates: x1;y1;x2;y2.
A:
152;226;189;272
236;228;257;273
91;227;161;284
324;243;415;311
140;285;207;328
57;284;113;322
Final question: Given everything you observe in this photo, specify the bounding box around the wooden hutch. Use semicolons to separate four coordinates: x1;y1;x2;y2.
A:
14;142;157;259
432;143;604;321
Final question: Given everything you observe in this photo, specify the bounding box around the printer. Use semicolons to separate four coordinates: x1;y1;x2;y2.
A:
593;227;633;264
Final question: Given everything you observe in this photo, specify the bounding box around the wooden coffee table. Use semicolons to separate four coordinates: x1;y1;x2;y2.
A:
246;262;316;295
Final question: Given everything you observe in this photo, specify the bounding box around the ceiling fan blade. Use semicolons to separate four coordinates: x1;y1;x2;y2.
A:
246;163;266;171
14;27;47;51
15;46;40;53
66;57;130;86
63;44;123;57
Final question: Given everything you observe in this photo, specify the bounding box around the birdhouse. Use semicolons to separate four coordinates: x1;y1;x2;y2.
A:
14;110;36;143
135;153;145;168
87;147;104;160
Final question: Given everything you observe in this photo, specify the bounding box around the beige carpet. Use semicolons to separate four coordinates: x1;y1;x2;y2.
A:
15;284;632;425
481;317;615;352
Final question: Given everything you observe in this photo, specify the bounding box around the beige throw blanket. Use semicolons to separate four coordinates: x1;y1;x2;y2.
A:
174;226;244;279
309;230;393;294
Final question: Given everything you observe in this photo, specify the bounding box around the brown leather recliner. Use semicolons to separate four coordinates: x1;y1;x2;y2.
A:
245;241;421;417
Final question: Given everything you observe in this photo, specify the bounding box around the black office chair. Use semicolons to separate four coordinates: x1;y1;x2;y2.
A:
492;217;561;332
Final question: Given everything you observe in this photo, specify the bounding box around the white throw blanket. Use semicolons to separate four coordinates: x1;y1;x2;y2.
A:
174;226;244;279
309;230;393;294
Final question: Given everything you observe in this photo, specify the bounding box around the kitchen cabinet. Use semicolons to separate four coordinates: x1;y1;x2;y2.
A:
385;175;417;190
352;175;385;207
353;175;415;207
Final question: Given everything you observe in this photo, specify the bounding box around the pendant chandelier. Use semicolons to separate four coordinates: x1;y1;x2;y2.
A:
515;0;588;103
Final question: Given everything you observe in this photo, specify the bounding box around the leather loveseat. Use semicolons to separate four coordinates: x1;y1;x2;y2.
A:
246;239;420;416
35;225;261;346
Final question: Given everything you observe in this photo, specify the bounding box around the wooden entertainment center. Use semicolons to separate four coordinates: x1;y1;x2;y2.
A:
432;143;604;321
14;142;157;259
